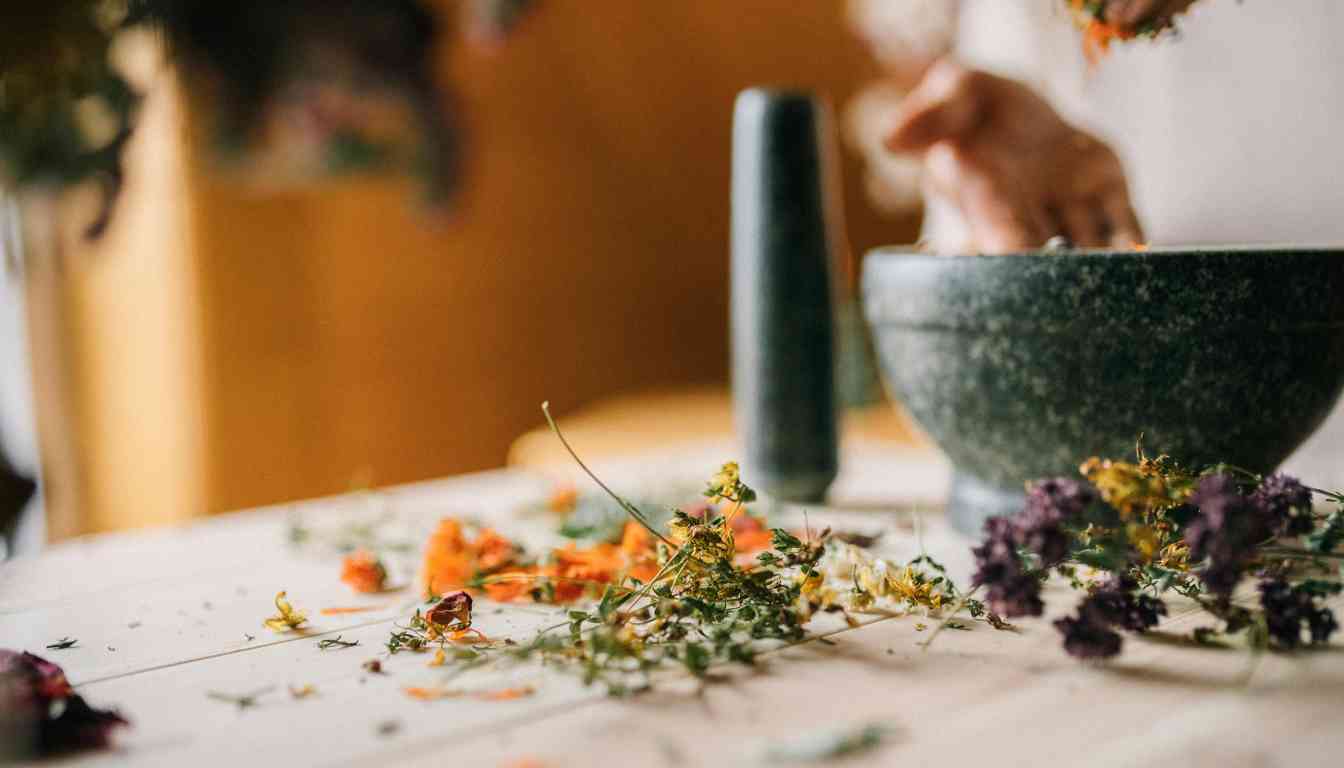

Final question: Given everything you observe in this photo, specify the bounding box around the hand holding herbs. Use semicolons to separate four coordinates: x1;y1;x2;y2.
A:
968;451;1341;661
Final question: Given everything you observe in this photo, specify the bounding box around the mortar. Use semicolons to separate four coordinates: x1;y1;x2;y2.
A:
862;246;1344;534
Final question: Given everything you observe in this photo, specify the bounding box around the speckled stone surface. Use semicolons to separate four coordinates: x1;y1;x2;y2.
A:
862;247;1344;534
730;89;838;503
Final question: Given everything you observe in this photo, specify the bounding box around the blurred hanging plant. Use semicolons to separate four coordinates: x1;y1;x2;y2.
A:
0;0;536;237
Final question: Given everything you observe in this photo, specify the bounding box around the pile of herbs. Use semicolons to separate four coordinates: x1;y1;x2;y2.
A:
382;404;981;695
967;448;1342;661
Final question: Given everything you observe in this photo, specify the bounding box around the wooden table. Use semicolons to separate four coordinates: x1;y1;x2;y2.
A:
3;442;1341;767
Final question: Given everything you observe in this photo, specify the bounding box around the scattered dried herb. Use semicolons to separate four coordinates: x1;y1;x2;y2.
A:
1067;0;1198;63
206;687;275;711
0;650;128;757
320;605;386;616
379;403;981;696
263;591;308;633
362;659;384;674
964;447;1342;663
477;685;534;701
288;684;317;699
316;636;360;650
760;721;893;763
341;550;388;594
44;638;77;650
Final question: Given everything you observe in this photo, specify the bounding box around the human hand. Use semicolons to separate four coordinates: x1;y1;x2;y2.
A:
886;59;1143;253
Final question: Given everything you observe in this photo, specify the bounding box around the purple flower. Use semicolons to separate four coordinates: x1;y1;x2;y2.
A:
0;650;128;758
1023;477;1098;524
971;517;1044;618
1185;474;1267;598
1081;574;1167;633
1016;478;1095;567
1252;473;1315;538
1052;574;1167;660
1053;615;1123;660
1258;578;1339;649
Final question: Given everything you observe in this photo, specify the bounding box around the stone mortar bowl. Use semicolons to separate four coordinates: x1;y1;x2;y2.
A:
862;246;1344;535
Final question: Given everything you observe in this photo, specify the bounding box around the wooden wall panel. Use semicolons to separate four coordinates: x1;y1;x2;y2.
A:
185;0;918;514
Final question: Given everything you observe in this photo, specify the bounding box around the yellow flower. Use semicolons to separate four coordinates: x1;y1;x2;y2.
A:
887;566;943;610
1157;542;1191;571
263;591;308;632
1126;524;1162;562
1080;458;1177;518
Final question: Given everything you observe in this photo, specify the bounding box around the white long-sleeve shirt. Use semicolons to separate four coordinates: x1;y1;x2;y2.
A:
947;0;1344;485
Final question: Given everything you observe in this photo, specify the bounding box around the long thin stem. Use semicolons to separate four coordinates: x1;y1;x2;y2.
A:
541;402;675;548
918;585;980;651
1260;546;1344;562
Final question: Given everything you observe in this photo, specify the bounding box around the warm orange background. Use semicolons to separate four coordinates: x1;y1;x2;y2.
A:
37;1;919;536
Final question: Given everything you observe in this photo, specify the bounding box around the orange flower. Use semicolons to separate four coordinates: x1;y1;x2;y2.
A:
731;515;773;554
620;521;660;583
478;685;534;701
475;527;518;572
404;686;454;701
422;518;526;596
320;605;385;616
423;518;474;595
483;568;540;603
547;485;578;514
340;550;387;594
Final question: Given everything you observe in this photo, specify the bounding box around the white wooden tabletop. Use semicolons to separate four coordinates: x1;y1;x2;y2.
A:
2;442;1341;767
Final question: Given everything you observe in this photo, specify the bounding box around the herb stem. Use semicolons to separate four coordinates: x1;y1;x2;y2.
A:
918;585;980;651
541;402;676;548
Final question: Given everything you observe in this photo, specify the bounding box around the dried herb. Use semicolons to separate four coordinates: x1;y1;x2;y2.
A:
263;591;308;633
380;403;980;696
385;594;488;654
0;650;128;757
288;684;317;699
964;447;1342;663
316;636;359;650
761;721;893;763
206;687;275;711
340;550;388;594
362;659;384;674
44;638;78;650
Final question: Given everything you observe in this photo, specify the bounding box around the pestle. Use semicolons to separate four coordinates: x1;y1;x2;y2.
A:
730;89;839;504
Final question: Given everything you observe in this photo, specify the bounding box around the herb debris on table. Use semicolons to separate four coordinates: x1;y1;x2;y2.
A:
263;591;308;633
0;651;128;757
206;687;275;711
45;637;78;650
376;403;983;696
958;447;1342;663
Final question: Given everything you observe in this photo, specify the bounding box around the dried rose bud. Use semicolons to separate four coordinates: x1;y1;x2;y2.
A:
1;650;128;757
426;591;473;630
362;659;383;674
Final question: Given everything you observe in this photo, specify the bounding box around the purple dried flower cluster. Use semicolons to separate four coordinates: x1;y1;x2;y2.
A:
971;517;1044;618
0;650;127;758
1258;578;1339;650
1184;475;1269;598
1252;473;1315;538
972;477;1097;618
1053;574;1167;660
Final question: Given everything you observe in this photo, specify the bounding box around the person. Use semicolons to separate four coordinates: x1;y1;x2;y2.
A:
847;0;1344;483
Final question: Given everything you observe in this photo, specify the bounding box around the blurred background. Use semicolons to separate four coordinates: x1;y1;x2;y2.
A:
1;0;930;549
